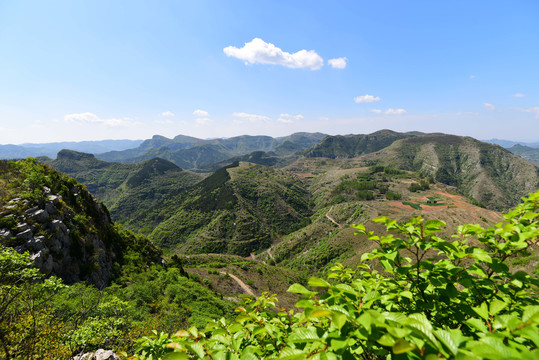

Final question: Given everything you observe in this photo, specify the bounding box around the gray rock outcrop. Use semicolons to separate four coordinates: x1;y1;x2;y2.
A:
0;186;117;289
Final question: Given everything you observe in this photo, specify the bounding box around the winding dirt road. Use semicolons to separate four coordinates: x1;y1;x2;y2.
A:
221;272;255;296
325;206;342;228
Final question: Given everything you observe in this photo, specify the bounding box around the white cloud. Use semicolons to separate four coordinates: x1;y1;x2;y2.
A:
328;57;347;69
370;108;407;115
232;112;271;123
278;113;304;123
223;38;324;70
484;103;496;111
319;116;330;121
385;108;407;115
64;112;140;127
161;111;175;117
354;94;381;103
193;109;209;117
469;75;476;79
196;117;214;125
517;107;539;118
512;93;526;98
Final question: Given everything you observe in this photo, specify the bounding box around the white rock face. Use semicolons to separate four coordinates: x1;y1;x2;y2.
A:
73;349;118;360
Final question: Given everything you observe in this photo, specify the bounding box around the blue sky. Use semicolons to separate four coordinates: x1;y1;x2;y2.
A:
1;0;538;144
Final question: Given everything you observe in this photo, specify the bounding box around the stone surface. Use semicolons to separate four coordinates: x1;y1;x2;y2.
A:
30;209;49;222
0;228;12;239
16;228;33;241
73;349;118;360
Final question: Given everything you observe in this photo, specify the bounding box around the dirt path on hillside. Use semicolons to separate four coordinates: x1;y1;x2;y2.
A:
221;272;255;296
326;206;342;228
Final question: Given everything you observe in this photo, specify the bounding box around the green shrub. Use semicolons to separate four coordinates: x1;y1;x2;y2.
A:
129;190;539;359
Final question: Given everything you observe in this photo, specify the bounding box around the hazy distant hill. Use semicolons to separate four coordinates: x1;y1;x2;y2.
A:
96;132;327;170
0;139;143;159
483;138;539;148
506;144;539;166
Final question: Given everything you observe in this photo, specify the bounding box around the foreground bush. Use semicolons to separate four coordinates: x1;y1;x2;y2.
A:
130;191;539;359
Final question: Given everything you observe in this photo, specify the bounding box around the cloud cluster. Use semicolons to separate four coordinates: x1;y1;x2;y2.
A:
224;38;324;70
193;109;209;117
371;108;407;115
354;94;381;103
512;93;526;98
483;103;496;111
232;112;271;124
278;113;304;124
193;109;213;125
64;112;139;127
161;111;175;117
517;107;539;118
328;57;347;69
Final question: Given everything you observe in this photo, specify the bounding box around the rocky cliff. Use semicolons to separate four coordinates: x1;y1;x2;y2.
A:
0;159;160;288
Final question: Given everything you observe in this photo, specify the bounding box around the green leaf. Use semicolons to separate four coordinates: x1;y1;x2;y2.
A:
433;329;459;356
186;342;205;359
288;328;320;343
330;338;349;351
377;334;396;347
399;290;413;299
331;313;347;329
240;346;259;360
387;326;411;338
522;305;539;323
465;318;488;333
163;353;190;360
287;283;317;296
489;299;508;316
472;302;489;321
308;277;330;287
392;339;415;354
472;248;492;263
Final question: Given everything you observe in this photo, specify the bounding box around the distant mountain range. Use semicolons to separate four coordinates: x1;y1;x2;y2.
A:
0;139;143;159
37;130;539;260
483;138;539;148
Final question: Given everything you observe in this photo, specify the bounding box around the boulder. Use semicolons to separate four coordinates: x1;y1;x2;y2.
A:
0;228;12;239
73;349;118;360
48;194;60;205
25;236;45;252
16;228;33;241
17;222;30;232
30;209;49;223
45;201;57;215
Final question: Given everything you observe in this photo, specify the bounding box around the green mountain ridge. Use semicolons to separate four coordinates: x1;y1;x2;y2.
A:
366;134;539;210
150;161;312;256
43;150;203;233
96;132;328;170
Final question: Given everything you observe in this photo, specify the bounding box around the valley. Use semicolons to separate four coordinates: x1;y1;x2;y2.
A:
1;130;538;359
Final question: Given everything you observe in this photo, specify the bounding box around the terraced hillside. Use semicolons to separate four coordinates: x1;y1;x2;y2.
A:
365;135;539;210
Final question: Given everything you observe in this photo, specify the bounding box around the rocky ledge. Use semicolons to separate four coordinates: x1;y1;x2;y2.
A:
1;186;116;289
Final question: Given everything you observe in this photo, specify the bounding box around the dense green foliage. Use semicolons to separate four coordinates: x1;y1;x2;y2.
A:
131;191;539;359
150;162;312;256
45;151;203;233
0;247;236;359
